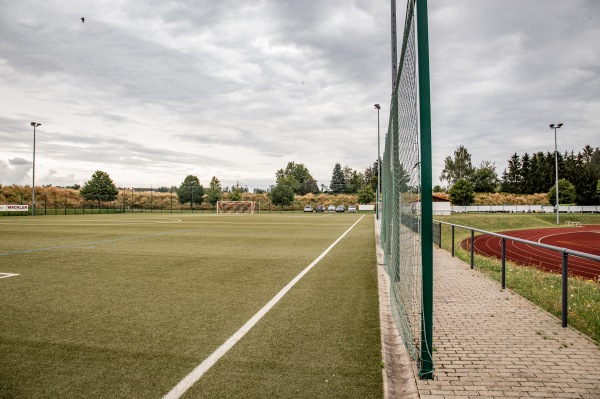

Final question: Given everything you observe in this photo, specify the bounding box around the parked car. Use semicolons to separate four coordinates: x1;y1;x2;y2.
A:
348;205;356;213
316;205;324;212
335;205;345;212
304;205;313;212
327;205;336;212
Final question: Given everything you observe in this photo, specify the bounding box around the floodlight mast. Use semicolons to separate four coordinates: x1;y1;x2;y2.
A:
549;123;563;225
30;122;41;216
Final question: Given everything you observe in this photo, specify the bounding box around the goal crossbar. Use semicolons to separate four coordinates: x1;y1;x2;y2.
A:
216;201;256;214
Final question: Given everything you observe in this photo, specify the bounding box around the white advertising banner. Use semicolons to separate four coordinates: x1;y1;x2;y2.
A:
358;204;375;211
0;205;29;212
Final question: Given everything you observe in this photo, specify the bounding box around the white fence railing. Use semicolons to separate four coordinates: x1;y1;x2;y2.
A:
451;205;600;213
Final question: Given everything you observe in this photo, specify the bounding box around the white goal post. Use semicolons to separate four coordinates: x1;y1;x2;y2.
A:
216;201;256;214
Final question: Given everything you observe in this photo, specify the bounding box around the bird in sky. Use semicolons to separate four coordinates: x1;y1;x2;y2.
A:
81;17;85;23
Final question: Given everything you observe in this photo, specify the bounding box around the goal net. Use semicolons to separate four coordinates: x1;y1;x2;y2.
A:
216;201;256;214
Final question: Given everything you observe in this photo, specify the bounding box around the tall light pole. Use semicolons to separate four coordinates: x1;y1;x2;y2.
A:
550;123;563;225
30;122;41;216
374;104;381;219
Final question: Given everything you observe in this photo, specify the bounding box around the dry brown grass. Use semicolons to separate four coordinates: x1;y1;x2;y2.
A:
2;184;552;209
433;191;549;205
1;185;81;206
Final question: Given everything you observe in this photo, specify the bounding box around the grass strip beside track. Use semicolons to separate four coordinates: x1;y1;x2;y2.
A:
0;213;382;398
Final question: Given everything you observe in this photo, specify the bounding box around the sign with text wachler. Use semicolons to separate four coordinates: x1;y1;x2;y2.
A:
0;205;29;212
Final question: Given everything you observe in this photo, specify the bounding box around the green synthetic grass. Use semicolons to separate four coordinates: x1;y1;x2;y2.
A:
184;214;382;398
435;213;600;344
0;213;382;398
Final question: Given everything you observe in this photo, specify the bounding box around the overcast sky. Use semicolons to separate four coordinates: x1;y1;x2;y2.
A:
1;0;598;190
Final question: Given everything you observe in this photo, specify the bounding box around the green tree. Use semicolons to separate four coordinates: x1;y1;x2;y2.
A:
573;146;600;205
80;170;118;205
448;179;475;205
229;185;242;201
269;184;294;209
440;145;475;187
432;185;444;193
357;185;375;204
597;179;600;195
205;176;223;209
470;160;499;193
364;159;380;192
519;153;533;194
177;175;204;205
547;179;577;205
275;162;319;195
330;163;346;193
341;165;365;194
500;153;522;193
276;174;300;195
528;152;548;194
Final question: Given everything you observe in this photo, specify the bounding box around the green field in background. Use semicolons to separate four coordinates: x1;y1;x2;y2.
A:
0;213;382;398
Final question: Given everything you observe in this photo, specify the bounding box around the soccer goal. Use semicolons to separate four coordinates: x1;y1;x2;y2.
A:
216;201;256;214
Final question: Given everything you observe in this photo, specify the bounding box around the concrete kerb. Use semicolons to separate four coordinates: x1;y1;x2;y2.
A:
375;216;420;399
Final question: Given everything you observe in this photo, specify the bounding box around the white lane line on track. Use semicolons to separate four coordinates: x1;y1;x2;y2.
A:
161;214;365;399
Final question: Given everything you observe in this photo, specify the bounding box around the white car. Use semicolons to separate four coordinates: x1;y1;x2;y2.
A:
303;205;313;212
348;205;357;213
327;205;336;212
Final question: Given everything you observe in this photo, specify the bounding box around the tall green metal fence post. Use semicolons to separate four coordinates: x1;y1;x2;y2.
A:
417;0;434;379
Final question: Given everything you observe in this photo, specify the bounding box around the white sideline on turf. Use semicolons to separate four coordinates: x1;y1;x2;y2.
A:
162;214;365;399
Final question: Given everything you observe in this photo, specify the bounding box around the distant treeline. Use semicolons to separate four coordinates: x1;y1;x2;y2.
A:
0;185;364;209
1;184;555;208
501;146;600;204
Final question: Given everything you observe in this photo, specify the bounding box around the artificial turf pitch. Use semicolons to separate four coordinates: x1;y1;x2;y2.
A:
0;213;383;398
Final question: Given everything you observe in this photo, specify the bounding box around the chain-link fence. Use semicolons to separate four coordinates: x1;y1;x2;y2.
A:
380;0;434;379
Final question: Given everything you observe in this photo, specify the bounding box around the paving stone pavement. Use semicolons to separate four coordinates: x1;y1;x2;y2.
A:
413;247;600;399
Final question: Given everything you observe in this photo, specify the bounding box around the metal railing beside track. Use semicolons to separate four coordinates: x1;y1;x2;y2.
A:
433;220;600;329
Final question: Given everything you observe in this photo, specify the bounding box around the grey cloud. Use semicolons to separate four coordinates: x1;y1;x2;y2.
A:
428;0;600;182
1;0;597;188
41;130;232;169
9;157;30;165
0;158;31;185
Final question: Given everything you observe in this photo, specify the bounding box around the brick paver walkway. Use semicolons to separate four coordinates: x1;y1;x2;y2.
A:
414;247;600;398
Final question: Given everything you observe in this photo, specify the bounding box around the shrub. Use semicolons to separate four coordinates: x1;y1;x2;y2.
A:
449;179;475;205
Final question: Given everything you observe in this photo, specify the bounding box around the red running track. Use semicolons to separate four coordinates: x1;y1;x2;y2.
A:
461;226;600;280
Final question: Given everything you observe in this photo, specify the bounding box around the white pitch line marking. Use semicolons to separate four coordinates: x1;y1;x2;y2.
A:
0;273;20;279
162;214;365;399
